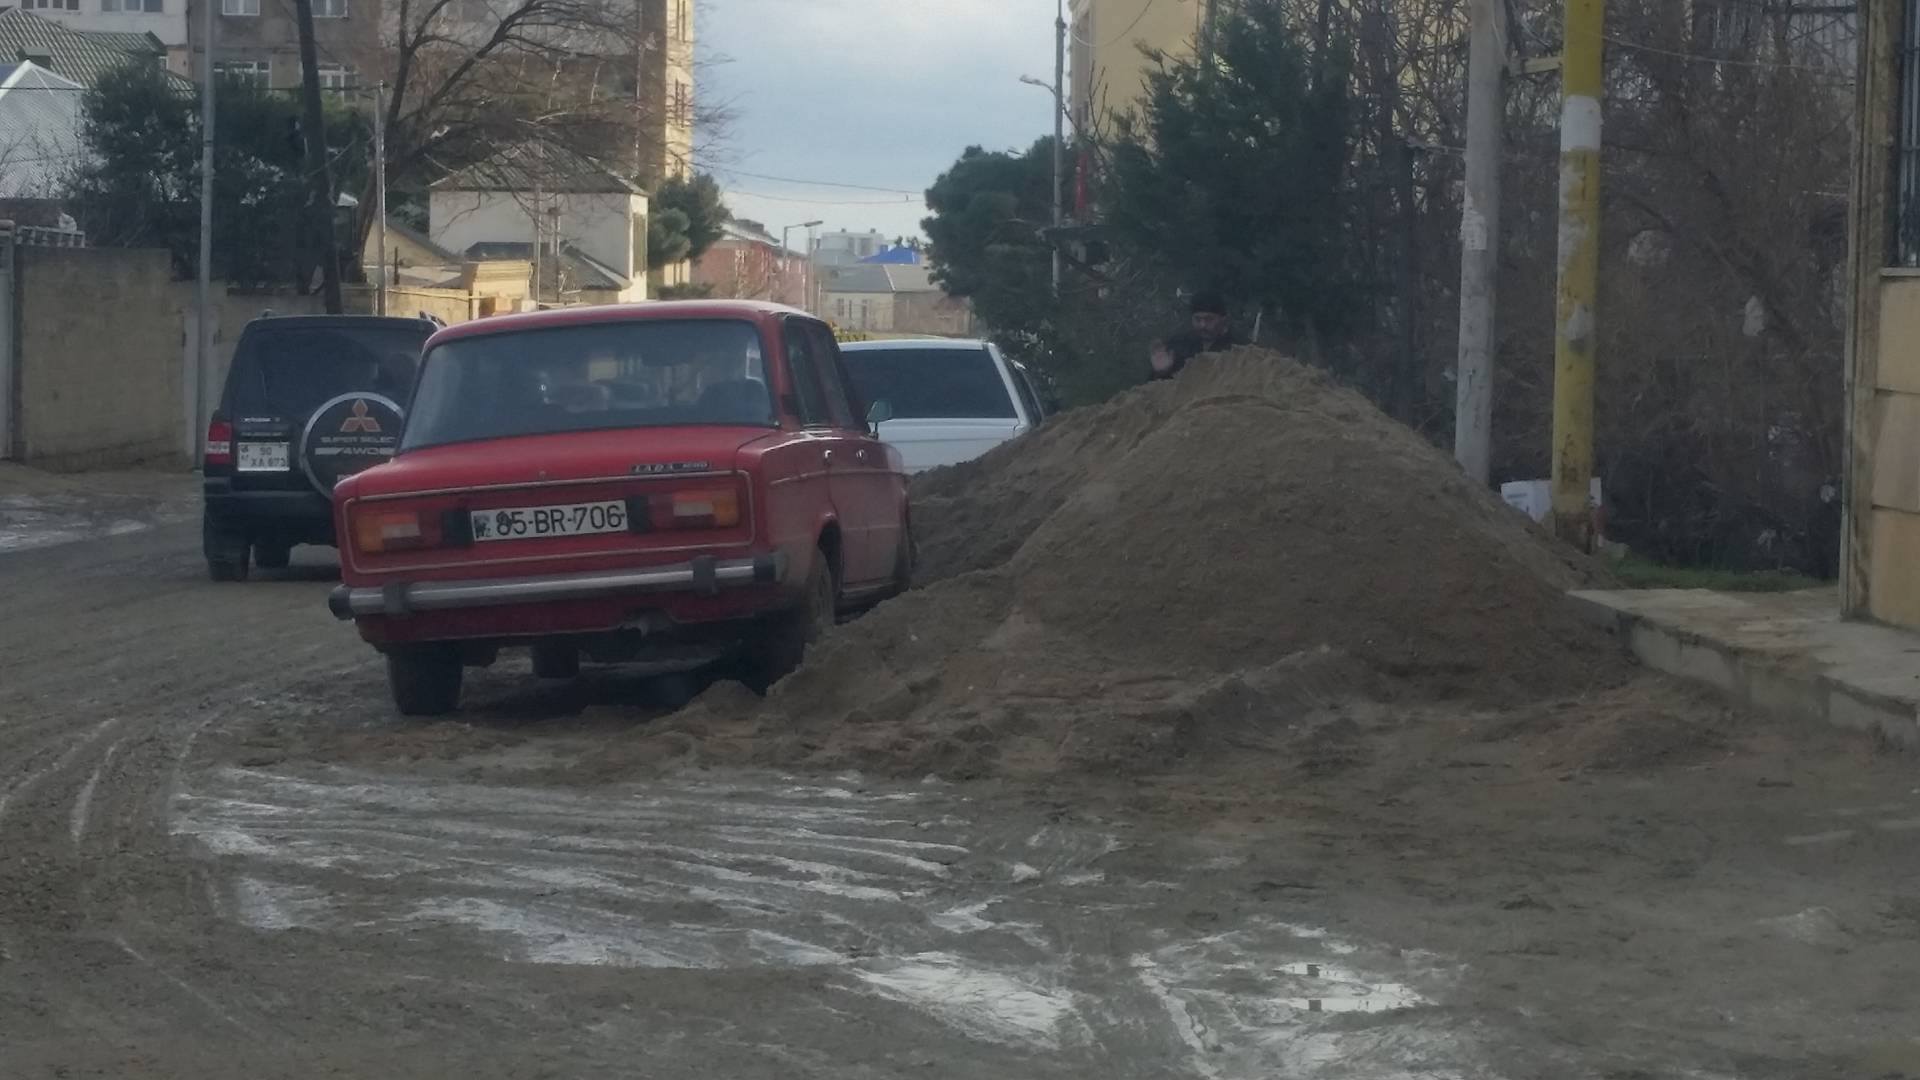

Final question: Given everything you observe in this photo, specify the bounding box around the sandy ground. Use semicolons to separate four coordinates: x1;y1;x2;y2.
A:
2;514;1919;1078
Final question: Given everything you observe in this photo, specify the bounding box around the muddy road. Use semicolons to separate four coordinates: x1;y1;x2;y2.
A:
3;517;1919;1078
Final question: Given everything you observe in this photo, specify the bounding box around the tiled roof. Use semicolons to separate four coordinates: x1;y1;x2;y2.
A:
819;262;937;295
462;240;628;291
434;143;643;196
0;8;175;87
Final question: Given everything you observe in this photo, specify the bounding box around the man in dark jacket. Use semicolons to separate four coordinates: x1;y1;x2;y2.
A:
1149;291;1245;380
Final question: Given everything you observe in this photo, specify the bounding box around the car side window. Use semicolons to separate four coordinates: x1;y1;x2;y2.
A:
805;324;859;429
782;320;831;428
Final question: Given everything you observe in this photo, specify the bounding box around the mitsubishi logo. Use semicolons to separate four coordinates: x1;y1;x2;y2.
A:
339;399;381;433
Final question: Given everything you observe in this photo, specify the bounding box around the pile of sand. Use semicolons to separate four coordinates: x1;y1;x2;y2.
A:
610;350;1632;782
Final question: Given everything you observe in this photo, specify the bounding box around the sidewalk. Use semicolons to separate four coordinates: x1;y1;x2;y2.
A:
1571;587;1920;748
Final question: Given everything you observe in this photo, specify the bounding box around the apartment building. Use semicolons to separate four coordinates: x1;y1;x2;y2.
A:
186;0;378;91
1067;0;1203;135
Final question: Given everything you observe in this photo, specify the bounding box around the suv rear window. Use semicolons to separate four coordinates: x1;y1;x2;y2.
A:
402;319;774;450
841;346;1016;420
228;324;429;417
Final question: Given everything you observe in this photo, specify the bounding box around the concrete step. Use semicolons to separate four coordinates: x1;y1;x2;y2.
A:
1570;587;1920;748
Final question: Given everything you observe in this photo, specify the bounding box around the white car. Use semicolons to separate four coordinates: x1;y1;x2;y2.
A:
838;339;1049;473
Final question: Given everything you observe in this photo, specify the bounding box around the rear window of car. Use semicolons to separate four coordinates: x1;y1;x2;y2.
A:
228;324;429;417
840;346;1017;421
402;318;774;451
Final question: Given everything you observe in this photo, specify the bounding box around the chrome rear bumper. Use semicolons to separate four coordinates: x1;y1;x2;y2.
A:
327;552;786;619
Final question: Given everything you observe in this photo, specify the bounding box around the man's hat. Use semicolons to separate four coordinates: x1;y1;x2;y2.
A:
1189;291;1228;316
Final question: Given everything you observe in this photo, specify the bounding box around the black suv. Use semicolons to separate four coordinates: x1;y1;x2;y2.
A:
202;315;438;581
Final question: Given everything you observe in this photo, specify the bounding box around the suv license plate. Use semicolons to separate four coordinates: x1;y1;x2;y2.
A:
236;441;290;472
471;500;628;542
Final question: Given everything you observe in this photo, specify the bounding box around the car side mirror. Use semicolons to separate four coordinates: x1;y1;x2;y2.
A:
865;399;893;436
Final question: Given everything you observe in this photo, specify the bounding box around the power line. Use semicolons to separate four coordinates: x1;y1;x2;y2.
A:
1072;0;1157;49
1603;32;1854;77
729;188;918;207
706;166;920;195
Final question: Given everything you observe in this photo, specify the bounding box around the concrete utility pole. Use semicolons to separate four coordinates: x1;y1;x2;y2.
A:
1052;0;1065;298
1551;0;1603;549
292;0;343;314
374;82;388;316
194;0;216;467
1453;0;1506;485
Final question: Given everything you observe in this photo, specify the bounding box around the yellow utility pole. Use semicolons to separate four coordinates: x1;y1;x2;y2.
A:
1551;0;1603;549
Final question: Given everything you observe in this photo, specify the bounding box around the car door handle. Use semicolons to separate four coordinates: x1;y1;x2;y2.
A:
823;449;834;465
855;448;869;463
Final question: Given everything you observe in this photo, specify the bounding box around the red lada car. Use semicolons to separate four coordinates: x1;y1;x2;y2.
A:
326;301;911;715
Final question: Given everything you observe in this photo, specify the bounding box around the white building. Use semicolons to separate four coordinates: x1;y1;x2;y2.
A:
429;145;651;305
812;228;891;269
0;61;83;199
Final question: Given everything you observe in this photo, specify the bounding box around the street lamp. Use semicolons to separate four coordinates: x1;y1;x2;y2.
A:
1019;0;1066;297
781;220;822;309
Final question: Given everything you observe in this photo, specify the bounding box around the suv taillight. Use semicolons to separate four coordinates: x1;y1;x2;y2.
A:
205;418;233;467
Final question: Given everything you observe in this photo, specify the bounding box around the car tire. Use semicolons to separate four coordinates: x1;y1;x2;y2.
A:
742;546;835;693
531;643;581;680
253;541;292;571
204;517;250;582
387;646;463;716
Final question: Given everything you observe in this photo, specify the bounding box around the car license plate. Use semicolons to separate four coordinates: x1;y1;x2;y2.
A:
236;441;290;472
471;500;628;542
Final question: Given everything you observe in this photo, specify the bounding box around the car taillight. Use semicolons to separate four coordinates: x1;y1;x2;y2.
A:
353;509;440;554
644;487;741;530
205;418;233;467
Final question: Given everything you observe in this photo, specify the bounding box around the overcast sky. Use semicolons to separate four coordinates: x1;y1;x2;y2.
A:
697;0;1059;248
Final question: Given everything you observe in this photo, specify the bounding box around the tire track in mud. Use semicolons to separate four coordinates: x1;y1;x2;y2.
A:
0;526;374;1053
0;525;1484;1079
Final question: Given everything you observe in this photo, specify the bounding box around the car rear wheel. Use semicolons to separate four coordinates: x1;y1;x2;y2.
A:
204;517;250;582
742;547;835;693
253;541;292;571
531;643;581;680
387;646;463;716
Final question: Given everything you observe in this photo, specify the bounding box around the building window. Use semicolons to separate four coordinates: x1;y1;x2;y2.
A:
314;63;352;89
672;80;691;124
221;0;259;13
214;59;269;85
24;0;79;10
102;0;165;11
314;0;346;16
676;0;689;41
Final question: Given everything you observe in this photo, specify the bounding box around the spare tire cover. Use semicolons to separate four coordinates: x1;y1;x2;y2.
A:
301;392;405;492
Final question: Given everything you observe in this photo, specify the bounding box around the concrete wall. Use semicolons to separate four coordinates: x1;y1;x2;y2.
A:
824;291;897;332
5;246;326;468
13;247;182;469
1863;275;1920;626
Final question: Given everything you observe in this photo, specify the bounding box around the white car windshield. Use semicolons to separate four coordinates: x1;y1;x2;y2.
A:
402;319;774;450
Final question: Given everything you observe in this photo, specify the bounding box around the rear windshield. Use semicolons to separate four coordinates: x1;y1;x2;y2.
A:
402;319;774;450
841;346;1016;420
228;324;429;417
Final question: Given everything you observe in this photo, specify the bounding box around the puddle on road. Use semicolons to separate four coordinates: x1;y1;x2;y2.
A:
0;495;160;554
173;766;1475;1079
